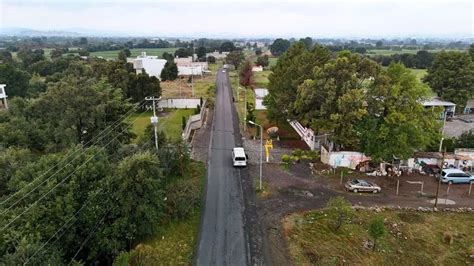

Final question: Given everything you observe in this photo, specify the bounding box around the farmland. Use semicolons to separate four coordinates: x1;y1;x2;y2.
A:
90;48;177;59
367;48;466;56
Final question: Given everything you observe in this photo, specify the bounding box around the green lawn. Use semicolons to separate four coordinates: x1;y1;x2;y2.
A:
268;57;278;68
254;70;271;88
128;109;195;142
286;209;474;265
90;48;177;59
410;68;428;82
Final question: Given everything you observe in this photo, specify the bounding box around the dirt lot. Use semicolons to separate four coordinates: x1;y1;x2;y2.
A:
250;161;474;265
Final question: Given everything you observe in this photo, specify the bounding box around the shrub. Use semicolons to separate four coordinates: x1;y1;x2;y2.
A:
326;196;353;232
164;177;202;220
368;217;386;251
281;154;291;163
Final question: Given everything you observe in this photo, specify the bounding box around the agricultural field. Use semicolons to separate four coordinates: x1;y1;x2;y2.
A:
253;70;271;88
285;209;474;265
90;48;177;59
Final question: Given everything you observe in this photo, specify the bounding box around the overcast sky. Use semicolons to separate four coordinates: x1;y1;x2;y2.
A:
0;0;473;38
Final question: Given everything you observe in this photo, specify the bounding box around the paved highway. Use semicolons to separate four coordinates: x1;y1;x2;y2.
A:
195;69;248;265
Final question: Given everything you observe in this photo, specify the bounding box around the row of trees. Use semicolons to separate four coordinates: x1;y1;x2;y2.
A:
265;42;441;162
372;50;435;69
0;42;201;264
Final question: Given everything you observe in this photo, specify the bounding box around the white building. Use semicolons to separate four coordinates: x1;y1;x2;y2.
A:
174;57;209;71
0;84;8;109
178;65;203;76
206;51;229;60
132;52;167;79
254;88;268;110
252;65;263;72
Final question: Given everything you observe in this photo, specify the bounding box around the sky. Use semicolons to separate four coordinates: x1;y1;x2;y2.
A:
0;0;473;38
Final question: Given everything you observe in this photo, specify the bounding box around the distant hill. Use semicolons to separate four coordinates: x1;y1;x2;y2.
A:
0;27;131;37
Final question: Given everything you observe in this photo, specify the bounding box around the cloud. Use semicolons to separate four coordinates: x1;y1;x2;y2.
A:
0;0;472;37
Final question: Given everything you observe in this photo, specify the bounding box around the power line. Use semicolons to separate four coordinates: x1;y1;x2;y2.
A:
68;212;107;265
0;108;149;232
0;101;147;208
24;189;104;265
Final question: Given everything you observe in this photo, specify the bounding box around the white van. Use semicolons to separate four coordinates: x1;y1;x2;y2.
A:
232;147;248;167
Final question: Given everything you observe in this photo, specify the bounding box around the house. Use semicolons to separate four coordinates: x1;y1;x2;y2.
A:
252;65;263;72
422;97;456;118
0;84;8;109
132;52;167;79
254;88;268;110
206;51;229;60
464;99;474;114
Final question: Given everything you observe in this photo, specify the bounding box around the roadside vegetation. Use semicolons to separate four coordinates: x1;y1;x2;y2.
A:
285;206;474;265
91;48;177;59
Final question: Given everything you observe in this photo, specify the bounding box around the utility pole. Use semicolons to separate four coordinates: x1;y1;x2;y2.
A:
434;149;446;208
439;110;447;152
145;96;161;152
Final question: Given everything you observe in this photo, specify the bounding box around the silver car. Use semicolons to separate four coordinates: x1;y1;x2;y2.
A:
345;179;381;193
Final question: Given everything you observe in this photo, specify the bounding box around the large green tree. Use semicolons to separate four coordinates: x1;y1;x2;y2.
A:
265;42;330;122
424;51;474;110
361;63;441;161
239;60;253;87
270;38;291;56
0;64;31;97
225;50;245;69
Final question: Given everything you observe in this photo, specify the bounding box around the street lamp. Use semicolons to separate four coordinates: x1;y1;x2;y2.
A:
248;120;263;191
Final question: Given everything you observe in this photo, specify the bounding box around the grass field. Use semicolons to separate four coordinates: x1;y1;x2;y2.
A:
90;48;177;59
254;70;271;88
128;109;195;142
286;209;474;265
410;68;428;81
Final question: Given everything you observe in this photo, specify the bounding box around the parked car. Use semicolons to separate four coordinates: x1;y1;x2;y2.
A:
437;169;474;184
232;147;248;167
345;179;381;193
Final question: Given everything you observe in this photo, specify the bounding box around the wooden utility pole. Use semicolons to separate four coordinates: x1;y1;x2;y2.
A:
434;150;446;208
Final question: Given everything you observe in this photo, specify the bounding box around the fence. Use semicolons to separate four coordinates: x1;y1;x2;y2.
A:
182;99;207;141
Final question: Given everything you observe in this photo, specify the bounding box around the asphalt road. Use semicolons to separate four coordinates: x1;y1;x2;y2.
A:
195;69;248;265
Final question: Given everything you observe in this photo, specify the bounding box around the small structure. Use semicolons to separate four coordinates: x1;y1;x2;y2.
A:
422;97;456;118
288;120;331;150
254;88;268;110
0;84;8;109
252;65;263;72
178;65;203;77
464;99;474;114
133;52;167;79
206;51;229;60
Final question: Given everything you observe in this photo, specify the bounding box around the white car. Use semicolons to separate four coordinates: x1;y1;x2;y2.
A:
345;179;381;193
222;70;226;73
232;147;248;167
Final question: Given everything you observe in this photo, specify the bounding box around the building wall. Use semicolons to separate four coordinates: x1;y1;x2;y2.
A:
133;57;167;79
157;98;201;109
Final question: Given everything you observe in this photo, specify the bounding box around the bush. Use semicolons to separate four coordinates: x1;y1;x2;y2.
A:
281;154;291;163
164;177;202;220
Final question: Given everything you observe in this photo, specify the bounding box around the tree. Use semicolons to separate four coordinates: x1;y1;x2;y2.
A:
225;50;245;69
454;130;474;148
220;41;236;52
255;48;262;56
0;64;31;97
375;41;383;48
17;48;45;68
128;73;161;103
123;48;131;57
207;55;216;63
270;38;291;56
160;61;178;81
361;63;441;162
79;37;88;45
118;50;128;63
299;37;313;50
161;52;174;61
469;44;474;61
174;48;192;58
256;55;269;67
50;48;65;59
325;196;353;231
293;52;379;149
265;43;330;122
424;51;474;110
196;46;207;59
239;60;253;87
368;217;386;251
